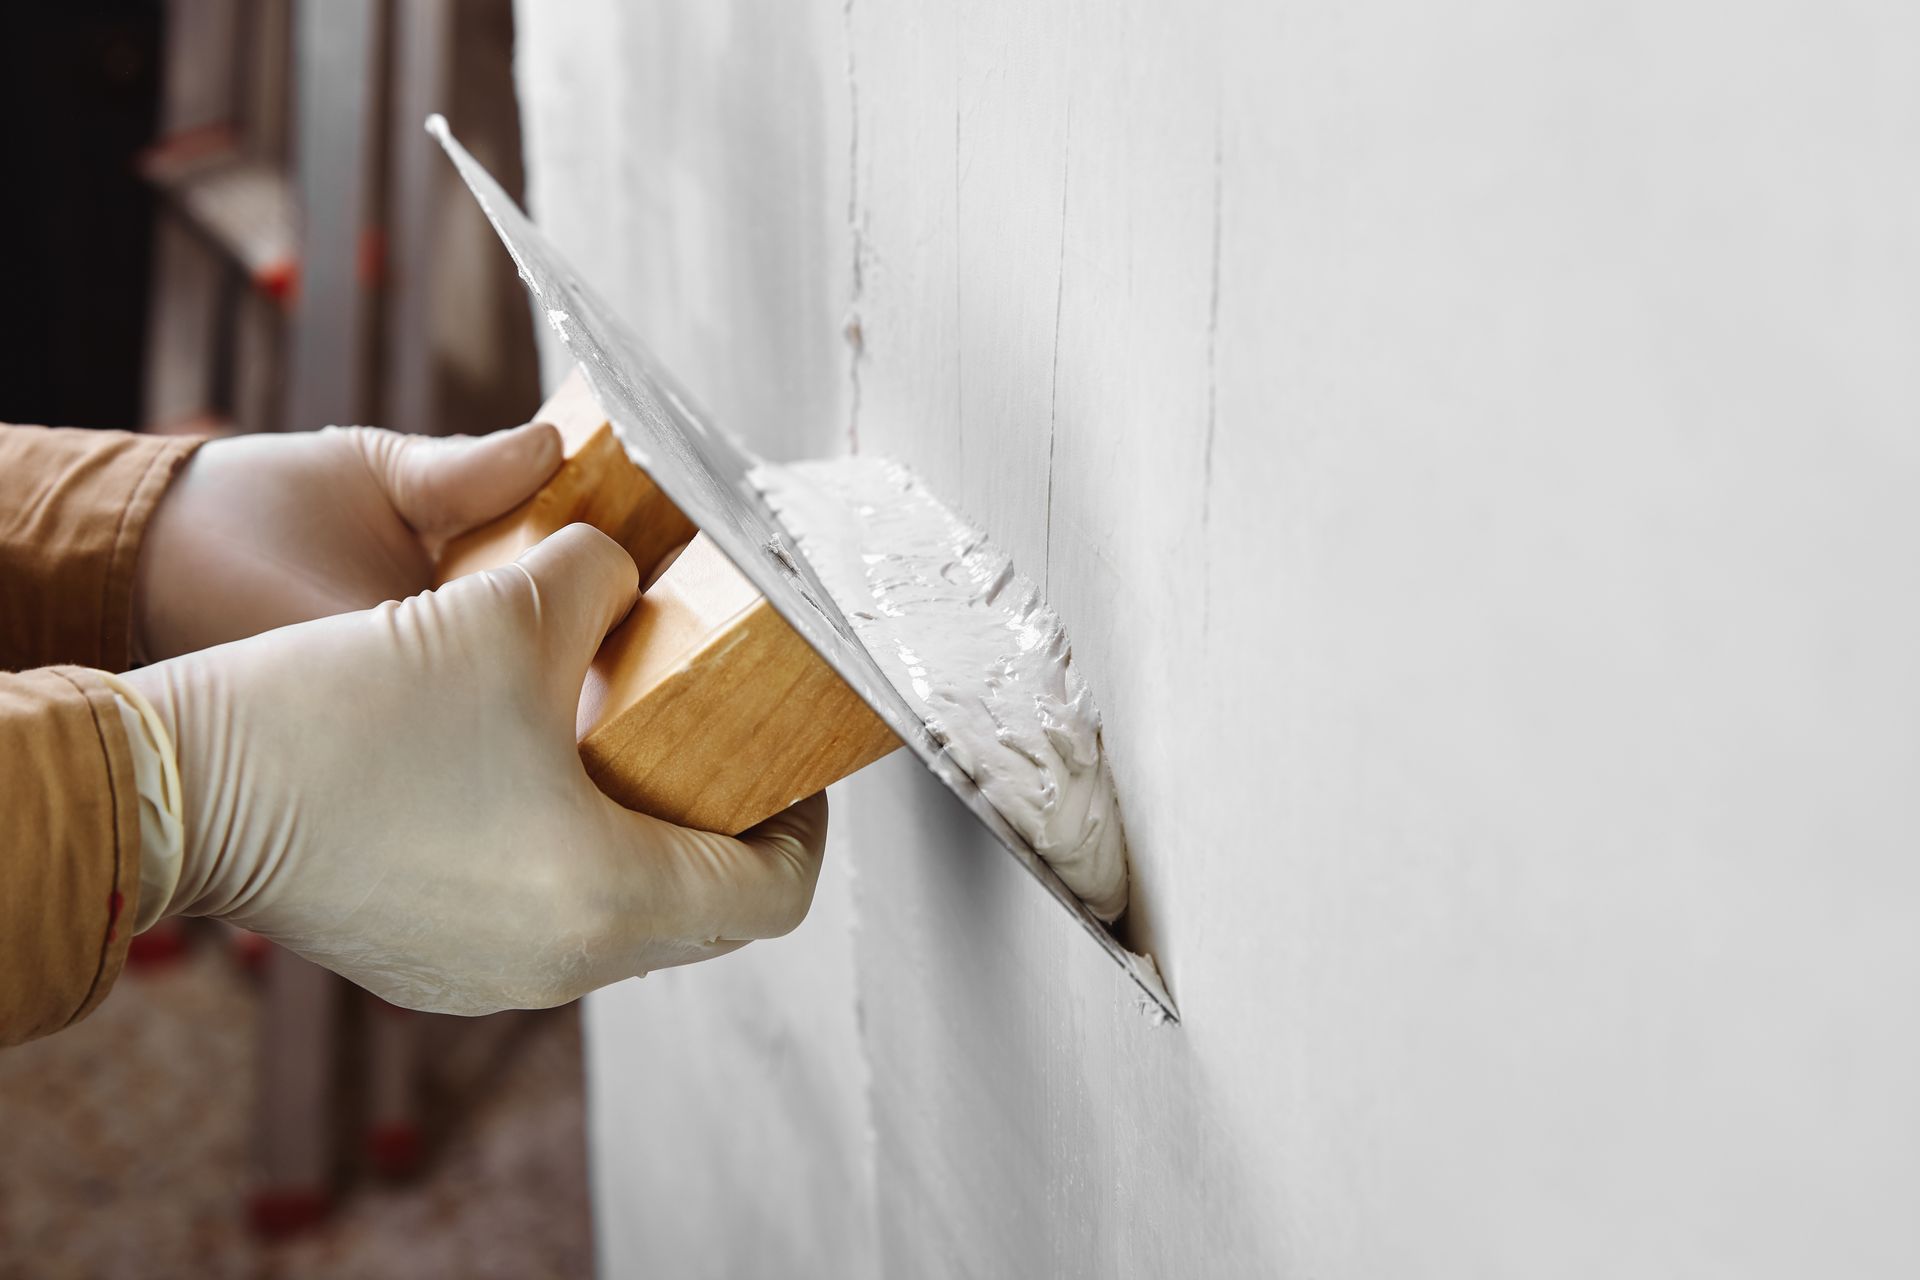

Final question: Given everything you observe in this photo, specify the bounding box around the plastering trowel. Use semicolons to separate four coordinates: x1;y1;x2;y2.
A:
427;118;1175;1022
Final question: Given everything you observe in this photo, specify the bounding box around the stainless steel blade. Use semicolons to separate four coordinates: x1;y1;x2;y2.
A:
428;117;1176;1022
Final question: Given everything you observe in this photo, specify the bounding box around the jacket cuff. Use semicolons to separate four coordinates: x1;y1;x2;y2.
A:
0;667;143;1045
0;427;202;673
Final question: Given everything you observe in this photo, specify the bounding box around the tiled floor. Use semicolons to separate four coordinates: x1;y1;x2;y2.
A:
0;941;593;1279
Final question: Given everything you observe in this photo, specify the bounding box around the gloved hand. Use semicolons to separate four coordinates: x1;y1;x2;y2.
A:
122;524;828;1014
135;422;565;662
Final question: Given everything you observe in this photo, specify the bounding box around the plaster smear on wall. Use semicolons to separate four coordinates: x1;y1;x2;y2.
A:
754;455;1131;922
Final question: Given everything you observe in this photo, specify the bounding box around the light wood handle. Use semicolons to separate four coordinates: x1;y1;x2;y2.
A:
436;370;898;834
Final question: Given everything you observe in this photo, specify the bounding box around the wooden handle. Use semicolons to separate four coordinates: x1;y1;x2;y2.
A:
436;369;898;834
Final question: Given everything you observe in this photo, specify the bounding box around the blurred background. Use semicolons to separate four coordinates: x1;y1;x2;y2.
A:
0;2;588;1274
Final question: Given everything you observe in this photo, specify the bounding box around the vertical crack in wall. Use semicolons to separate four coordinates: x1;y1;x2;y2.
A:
1044;93;1074;594
843;0;865;456
952;28;964;481
1201;107;1224;642
839;9;885;1276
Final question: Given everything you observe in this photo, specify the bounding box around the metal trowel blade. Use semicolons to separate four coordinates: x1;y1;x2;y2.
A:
427;116;1175;1022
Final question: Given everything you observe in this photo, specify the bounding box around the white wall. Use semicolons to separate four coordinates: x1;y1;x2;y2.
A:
515;2;1920;1275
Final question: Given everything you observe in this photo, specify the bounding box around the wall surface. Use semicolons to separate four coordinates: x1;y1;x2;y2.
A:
513;2;1920;1275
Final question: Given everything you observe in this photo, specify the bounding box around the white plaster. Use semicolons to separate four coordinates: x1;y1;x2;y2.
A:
753;455;1129;921
518;0;1920;1274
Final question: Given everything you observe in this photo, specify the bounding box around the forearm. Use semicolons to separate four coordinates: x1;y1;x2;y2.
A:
0;424;201;672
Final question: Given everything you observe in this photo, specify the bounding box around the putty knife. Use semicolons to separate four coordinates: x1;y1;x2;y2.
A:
428;117;1176;1022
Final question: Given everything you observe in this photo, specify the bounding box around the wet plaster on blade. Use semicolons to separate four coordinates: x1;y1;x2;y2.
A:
752;456;1132;923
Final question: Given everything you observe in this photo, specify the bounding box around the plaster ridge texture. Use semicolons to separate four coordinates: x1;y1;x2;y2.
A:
753;454;1131;921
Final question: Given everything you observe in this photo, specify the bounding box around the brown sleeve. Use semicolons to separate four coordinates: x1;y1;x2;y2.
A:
0;425;201;673
0;667;143;1047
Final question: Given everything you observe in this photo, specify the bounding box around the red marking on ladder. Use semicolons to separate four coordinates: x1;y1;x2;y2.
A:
357;227;387;287
256;257;299;304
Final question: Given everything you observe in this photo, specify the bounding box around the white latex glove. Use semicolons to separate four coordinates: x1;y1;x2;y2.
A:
135;422;565;662
122;524;828;1015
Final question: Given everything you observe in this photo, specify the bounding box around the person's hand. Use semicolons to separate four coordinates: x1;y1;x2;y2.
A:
135;423;564;661
123;524;828;1014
